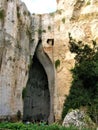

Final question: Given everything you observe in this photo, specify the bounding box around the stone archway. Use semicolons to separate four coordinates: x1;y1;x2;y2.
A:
23;40;55;123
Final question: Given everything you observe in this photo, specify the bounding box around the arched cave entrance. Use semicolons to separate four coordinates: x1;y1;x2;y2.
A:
23;39;55;123
23;54;50;122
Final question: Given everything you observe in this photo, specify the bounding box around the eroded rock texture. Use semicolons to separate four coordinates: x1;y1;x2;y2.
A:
41;0;98;120
0;0;98;121
0;0;32;118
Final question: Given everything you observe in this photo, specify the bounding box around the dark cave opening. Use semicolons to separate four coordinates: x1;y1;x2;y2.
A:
23;55;50;122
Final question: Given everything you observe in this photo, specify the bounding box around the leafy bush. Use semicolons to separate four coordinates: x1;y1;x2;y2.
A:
62;33;98;124
0;122;91;130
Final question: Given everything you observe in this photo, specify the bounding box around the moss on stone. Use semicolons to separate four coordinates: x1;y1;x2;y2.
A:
0;9;5;20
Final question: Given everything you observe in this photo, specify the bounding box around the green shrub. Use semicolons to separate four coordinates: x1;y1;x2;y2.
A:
62;33;98;124
0;122;91;130
55;59;60;69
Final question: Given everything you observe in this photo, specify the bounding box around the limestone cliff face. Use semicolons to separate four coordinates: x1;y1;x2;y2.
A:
0;0;33;117
41;0;98;120
0;0;98;121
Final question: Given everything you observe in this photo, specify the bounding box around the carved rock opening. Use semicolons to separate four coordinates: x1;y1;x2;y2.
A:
47;39;54;45
23;55;50;122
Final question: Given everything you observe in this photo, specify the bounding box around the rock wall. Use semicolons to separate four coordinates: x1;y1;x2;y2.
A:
0;0;34;118
41;0;98;120
0;0;98;121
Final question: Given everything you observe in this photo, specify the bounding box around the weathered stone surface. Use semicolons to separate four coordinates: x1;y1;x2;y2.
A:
41;0;98;120
62;109;95;128
62;109;86;127
0;0;98;122
0;0;33;118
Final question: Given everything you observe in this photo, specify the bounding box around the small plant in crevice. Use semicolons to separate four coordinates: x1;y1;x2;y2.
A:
30;39;35;43
37;29;46;34
56;9;62;15
26;27;32;40
50;12;54;16
42;30;46;33
38;29;42;34
55;59;60;69
38;29;43;34
17;110;21;121
28;11;30;16
17;11;20;19
86;0;90;5
16;44;21;50
28;55;33;70
8;56;12;61
48;26;51;31
22;87;27;100
29;55;33;65
62;18;65;24
17;6;20;19
0;9;5;20
23;11;26;16
26;28;31;36
17;6;20;12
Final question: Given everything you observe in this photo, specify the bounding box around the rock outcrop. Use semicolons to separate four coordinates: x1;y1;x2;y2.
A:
41;0;98;120
62;109;95;128
0;0;98;122
0;0;33;118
